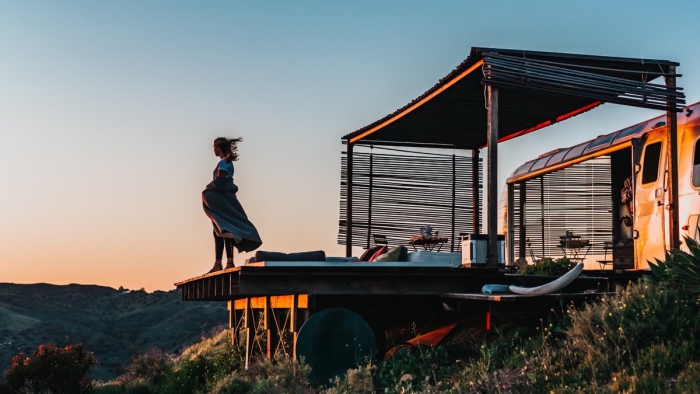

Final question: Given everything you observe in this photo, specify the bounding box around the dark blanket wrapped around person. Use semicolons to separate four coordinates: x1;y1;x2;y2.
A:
202;180;263;253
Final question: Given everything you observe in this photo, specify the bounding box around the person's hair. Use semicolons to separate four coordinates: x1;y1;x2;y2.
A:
214;137;243;162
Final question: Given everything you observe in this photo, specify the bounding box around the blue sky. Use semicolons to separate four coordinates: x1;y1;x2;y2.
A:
1;1;699;290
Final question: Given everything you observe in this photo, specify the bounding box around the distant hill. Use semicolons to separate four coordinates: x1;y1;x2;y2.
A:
0;283;227;381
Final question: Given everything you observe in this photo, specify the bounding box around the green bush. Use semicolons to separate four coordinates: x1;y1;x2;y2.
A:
519;257;576;276
121;348;168;386
647;237;700;292
157;342;242;394
1;343;95;394
210;373;253;394
246;355;312;394
374;345;456;393
324;363;374;394
675;361;700;393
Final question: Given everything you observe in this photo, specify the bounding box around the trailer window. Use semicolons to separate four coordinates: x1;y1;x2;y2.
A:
693;139;700;187
641;142;662;184
615;123;648;141
689;215;700;242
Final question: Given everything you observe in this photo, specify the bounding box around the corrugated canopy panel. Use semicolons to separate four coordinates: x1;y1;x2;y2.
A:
344;47;683;149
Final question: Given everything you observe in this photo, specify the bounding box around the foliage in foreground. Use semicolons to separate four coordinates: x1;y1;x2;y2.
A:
448;240;700;393
0;343;95;394
647;236;700;292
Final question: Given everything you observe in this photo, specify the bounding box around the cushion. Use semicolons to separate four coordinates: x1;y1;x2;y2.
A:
374;246;408;262
360;245;384;261
482;284;514;294
368;245;388;262
254;250;326;262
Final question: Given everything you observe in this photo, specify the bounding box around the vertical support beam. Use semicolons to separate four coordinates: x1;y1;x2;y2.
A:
346;142;354;257
290;294;299;361
540;177;545;259
244;298;253;370
486;85;499;268
367;148;373;249
228;301;235;346
666;66;680;250
451;153;456;252
264;296;278;360
519;181;527;259
507;182;515;267
472;149;481;234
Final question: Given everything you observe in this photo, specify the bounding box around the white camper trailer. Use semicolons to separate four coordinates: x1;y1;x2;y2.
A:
504;102;700;271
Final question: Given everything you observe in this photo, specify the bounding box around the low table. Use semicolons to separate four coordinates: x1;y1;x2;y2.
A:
409;236;449;251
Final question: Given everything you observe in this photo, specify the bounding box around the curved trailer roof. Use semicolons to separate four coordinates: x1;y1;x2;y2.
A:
506;102;700;184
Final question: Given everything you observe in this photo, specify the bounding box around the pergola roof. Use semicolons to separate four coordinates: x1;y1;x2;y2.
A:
343;47;682;149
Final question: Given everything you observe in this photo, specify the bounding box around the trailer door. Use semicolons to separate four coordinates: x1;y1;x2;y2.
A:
634;131;667;269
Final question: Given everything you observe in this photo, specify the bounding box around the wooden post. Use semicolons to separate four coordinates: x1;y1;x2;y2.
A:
244;298;254;370
367;148;373;249
472;149;480;234
540;177;545;259
486;85;499;268
451;154;456;252
346;143;354;257
228;301;235;346
264;296;278;360
519;181;527;259
666;66;680;250
507;182;515;267
290;294;299;361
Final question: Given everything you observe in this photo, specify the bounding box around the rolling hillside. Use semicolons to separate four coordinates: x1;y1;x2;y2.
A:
0;283;227;381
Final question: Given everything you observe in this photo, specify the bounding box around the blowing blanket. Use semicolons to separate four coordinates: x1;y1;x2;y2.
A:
202;180;263;253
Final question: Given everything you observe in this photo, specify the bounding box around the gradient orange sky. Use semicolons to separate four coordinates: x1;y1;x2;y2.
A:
1;1;699;290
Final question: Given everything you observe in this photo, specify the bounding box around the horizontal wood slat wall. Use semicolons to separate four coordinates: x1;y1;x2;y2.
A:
338;147;482;251
513;156;613;259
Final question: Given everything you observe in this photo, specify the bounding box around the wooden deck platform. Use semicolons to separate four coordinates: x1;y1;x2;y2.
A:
175;264;501;301
175;264;609;302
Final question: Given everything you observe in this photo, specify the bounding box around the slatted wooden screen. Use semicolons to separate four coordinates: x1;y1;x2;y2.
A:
338;147;482;251
512;156;612;259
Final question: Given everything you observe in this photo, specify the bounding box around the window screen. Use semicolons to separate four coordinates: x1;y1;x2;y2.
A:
693;139;700;187
641;142;662;185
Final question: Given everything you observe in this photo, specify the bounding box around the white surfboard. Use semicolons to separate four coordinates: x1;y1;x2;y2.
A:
509;263;584;296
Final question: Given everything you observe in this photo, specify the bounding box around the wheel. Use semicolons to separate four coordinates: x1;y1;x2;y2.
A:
295;308;377;386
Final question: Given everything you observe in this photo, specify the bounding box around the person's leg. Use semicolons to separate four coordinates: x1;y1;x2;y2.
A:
224;239;236;269
209;229;224;273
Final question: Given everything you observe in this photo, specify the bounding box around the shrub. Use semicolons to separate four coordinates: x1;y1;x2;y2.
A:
324;363;375;394
374;345;456;393
245;355;312;394
1;343;95;394
647;236;700;292
676;361;700;393
158;345;242;394
121;348;169;386
210;373;253;394
519;257;576;276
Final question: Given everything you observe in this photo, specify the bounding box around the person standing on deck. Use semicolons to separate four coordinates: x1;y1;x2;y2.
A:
202;137;262;273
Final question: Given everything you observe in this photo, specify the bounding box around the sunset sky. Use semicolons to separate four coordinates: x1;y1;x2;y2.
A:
2;1;699;291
